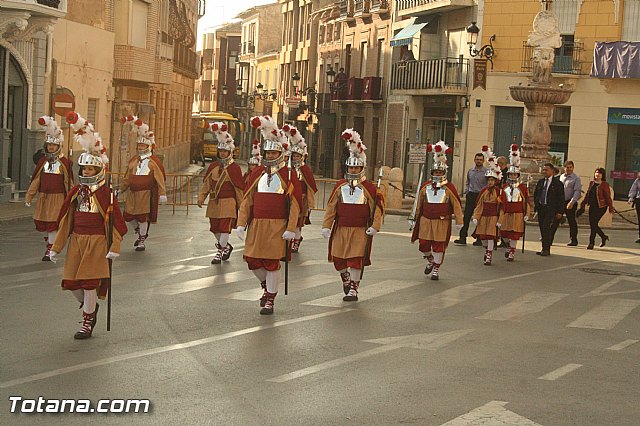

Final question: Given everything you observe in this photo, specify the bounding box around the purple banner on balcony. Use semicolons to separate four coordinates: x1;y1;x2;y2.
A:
591;41;640;79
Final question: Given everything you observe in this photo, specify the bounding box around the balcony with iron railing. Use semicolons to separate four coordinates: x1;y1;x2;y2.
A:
521;41;586;75
390;57;469;94
338;0;355;21
395;0;474;18
354;0;371;17
0;0;67;17
370;0;389;13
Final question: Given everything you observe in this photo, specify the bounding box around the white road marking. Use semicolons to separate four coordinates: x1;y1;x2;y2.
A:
567;298;640;330
606;339;639;351
302;279;422;307
159;270;256;295
476;291;568;322
267;329;472;383
582;275;640;297
538;363;582;381
226;274;337;301
0;309;352;389
441;400;542;425
390;284;493;314
166;246;246;264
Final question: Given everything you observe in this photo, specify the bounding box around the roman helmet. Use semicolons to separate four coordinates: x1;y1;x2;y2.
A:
507;143;521;184
38;116;64;161
121;115;155;156
427;140;452;186
66;111;109;186
210;121;235;167
282;124;307;169
481;145;502;181
341;129;367;184
250;115;288;171
247;139;262;166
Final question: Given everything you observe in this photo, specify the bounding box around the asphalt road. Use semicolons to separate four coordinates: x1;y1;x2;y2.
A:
1;208;639;425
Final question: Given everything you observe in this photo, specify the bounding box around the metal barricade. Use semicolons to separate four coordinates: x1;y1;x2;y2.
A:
312;178;339;211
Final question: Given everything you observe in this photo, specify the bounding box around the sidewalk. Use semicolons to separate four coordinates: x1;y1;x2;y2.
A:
0;163;206;225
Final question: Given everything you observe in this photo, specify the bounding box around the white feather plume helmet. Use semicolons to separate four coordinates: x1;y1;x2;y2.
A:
282;123;307;156
341;128;367;166
248;139;262;165
509;143;521;168
427;140;452;170
121;115;155;147
38;116;64;145
66;111;109;165
250;115;288;151
481;144;502;180
210;121;235;151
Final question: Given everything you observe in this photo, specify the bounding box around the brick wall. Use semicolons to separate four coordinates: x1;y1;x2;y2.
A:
385;102;404;167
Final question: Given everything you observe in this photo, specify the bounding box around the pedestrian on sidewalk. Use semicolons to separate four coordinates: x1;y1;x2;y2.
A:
472;147;502;265
49;112;127;340
578;168;615;250
119;116;167;252
534;163;568;256
283;124;317;253
236;116;302;315
628;172;640;243
410;141;462;280
322;129;384;300
498;144;530;262
557;160;582;246
198;122;245;264
25;116;73;261
454;152;487;246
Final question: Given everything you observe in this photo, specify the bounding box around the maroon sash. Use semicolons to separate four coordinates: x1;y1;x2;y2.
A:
503;202;524;213
253;192;287;219
482;202;498;216
422;202;453;219
337;203;370;227
73;212;105;235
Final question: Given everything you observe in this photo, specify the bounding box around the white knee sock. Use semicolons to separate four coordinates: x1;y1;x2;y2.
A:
43;232;48;242
350;268;362;282
510;239;518;248
139;221;148;236
252;268;267;282
338;268;348;274
433;252;444;264
219;233;229;247
83;290;97;314
295;228;302;239
487;240;495;251
422;250;432;259
47;231;57;244
214;232;221;242
72;289;84;303
266;270;279;293
130;219;139;231
482;240;488;248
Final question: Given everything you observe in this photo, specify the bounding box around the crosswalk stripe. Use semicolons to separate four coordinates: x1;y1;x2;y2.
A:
302;279;422;307
226;274;337;301
476;291;568;322
159;270;256;295
389;284;493;314
567;298;640;330
606;339;639;351
538;363;582;381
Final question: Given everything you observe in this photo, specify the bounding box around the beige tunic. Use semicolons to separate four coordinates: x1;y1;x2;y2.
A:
473;188;500;237
499;186;531;233
25;159;72;222
416;185;463;242
237;174;301;260
198;166;243;219
120;157;166;215
322;181;383;260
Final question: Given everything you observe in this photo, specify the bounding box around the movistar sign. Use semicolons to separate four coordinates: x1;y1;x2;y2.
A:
608;108;640;125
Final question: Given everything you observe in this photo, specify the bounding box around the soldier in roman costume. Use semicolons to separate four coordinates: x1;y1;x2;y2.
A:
243;139;262;184
410;141;463;280
236;115;302;315
282;124;317;253
119;115;167;251
498;144;531;261
321;129;384;301
25;116;74;261
472;146;503;266
198;122;245;264
50;112;127;340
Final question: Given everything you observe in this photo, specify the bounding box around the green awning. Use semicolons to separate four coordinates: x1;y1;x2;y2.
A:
390;23;427;47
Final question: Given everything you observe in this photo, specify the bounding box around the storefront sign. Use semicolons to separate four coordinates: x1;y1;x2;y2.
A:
408;144;427;164
610;170;637;180
473;59;487;91
607;108;640;125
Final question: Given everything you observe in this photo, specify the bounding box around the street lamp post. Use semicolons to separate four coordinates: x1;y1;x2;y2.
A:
292;72;300;96
466;21;496;69
326;66;336;92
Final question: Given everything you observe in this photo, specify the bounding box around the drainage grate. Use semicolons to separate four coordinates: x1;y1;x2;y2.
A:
577;268;639;277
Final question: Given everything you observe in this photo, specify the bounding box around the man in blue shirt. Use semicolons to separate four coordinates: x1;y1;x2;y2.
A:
455;153;487;246
558;161;582;246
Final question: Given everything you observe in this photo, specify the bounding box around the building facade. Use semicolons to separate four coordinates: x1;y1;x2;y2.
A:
471;0;640;200
0;0;67;201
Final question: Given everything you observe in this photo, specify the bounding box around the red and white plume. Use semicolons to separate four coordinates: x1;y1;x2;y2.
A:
210;121;235;151
427;140;452;170
248;139;262;165
121;115;155;147
66;111;109;165
250;115;287;150
38;116;64;144
510;143;521;168
482;144;501;180
341;128;367;166
283;124;307;156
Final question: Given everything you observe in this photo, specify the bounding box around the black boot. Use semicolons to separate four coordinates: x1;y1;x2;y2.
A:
343;281;359;302
340;271;351;295
74;311;96;340
260;292;277;315
259;281;267;307
221;243;234;261
211;243;223;264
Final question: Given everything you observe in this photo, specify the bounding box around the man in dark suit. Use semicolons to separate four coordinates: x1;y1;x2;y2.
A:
534;162;565;256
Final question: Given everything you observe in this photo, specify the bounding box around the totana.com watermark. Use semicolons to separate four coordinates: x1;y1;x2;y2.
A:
8;396;151;414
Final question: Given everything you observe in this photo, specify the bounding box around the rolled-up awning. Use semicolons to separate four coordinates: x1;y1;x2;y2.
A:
390;23;427;47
